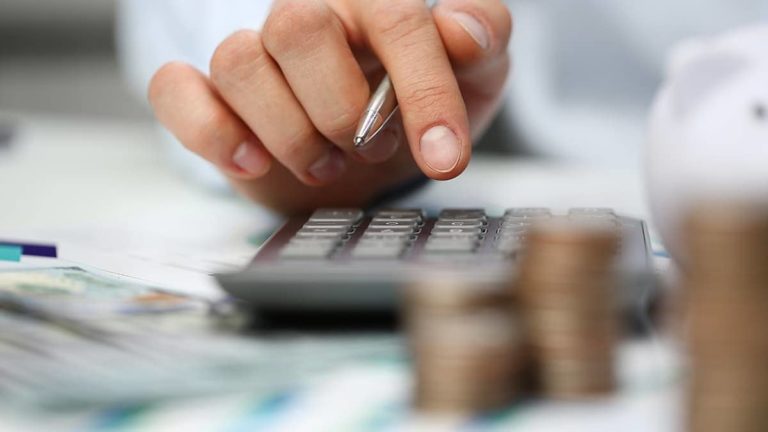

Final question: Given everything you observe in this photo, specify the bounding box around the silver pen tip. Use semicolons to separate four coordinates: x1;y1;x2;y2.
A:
354;136;365;148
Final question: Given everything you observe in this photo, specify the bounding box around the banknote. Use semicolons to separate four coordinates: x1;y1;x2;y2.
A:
0;266;404;409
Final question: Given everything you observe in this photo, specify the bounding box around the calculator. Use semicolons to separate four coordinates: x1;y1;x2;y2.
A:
216;208;653;313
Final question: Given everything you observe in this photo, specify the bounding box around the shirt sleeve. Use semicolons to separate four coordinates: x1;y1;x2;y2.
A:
116;0;272;101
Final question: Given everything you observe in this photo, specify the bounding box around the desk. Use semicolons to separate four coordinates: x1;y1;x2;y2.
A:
0;112;677;431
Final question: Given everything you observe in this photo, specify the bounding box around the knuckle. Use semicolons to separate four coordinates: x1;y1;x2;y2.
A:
185;107;232;158
148;61;189;105
319;101;364;141
210;30;269;88
400;76;455;112
262;0;334;54
370;1;432;47
275;128;318;165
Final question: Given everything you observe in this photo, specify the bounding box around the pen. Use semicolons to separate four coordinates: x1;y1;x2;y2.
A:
353;75;399;148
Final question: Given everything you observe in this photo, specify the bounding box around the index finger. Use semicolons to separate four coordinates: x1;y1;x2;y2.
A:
356;0;471;180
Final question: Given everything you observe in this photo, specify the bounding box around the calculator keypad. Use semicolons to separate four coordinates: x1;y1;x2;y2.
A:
278;208;625;261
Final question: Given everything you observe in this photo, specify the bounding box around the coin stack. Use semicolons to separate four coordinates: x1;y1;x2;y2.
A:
684;203;768;432
405;275;526;414
517;217;621;399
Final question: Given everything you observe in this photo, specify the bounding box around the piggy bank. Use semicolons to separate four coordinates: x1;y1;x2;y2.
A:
647;25;768;262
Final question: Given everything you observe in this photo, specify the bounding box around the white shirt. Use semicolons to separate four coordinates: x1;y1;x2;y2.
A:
117;0;767;170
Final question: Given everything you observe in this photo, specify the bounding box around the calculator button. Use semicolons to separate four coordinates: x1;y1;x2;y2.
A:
430;228;483;238
371;215;422;224
434;220;485;229
303;222;353;230
358;240;410;249
310;208;364;223
365;227;414;235
438;209;487;221
298;227;349;235
289;237;341;247
501;218;534;227
498;225;530;235
374;209;424;221
504;208;551;219
424;239;479;252
496;231;527;241
368;221;418;230
352;244;406;259
362;234;414;243
280;246;333;259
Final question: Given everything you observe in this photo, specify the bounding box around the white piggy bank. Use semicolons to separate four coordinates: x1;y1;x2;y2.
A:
647;25;768;262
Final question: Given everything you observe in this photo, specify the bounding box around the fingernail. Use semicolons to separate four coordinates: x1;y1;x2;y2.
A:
309;147;346;183
420;125;461;173
233;141;270;176
357;128;401;163
451;11;490;50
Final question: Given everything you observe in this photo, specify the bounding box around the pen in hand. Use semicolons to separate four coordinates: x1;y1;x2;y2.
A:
353;76;399;148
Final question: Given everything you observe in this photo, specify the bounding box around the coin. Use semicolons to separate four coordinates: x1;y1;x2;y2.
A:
405;275;526;414
516;217;620;399
683;201;768;432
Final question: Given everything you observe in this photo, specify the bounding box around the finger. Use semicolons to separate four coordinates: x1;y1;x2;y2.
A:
432;0;512;69
263;0;386;160
210;30;346;186
432;0;513;133
148;61;272;180
355;111;405;163
357;0;471;180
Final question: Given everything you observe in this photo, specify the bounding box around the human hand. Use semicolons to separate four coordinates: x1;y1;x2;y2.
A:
149;0;512;214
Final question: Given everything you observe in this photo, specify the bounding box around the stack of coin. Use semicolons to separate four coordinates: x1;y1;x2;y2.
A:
517;217;621;399
684;203;768;432
405;274;526;414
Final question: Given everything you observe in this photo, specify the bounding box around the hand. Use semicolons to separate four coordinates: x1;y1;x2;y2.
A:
149;0;512;214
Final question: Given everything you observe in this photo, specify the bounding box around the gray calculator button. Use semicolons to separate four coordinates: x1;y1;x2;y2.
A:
498;223;528;233
295;231;346;240
303;222;352;230
362;234;414;242
430;227;483;238
504;208;551;218
497;231;525;240
289;237;340;248
298;226;349;235
425;240;478;252
371;215;422;223
439;209;487;221
368;221;418;230
310;208;364;223
358;241;409;250
280;246;333;259
434;220;484;229
375;209;424;221
501;218;534;227
352;245;405;259
365;227;414;235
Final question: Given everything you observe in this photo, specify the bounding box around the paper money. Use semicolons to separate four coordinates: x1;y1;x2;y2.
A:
0;267;404;410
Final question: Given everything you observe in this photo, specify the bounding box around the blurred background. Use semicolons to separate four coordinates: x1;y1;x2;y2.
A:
0;0;148;120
